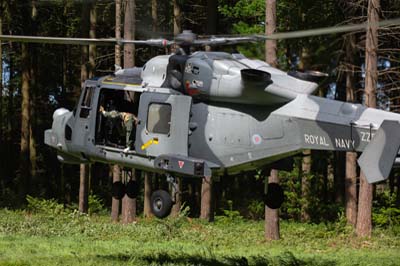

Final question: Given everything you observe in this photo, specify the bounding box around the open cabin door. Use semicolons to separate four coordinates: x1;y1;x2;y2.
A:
135;92;192;157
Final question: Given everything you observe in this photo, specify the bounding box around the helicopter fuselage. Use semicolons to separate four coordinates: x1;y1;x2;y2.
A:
45;52;400;184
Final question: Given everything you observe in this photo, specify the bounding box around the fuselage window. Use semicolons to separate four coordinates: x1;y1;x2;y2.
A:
80;86;95;118
147;103;171;135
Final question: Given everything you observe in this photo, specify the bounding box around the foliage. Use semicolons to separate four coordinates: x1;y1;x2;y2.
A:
373;191;400;228
26;195;66;216
247;200;264;220
88;194;107;215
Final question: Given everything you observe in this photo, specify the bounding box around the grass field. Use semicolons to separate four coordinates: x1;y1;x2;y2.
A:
0;208;399;266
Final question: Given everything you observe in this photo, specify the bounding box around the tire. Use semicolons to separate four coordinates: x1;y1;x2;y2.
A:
112;181;125;200
263;183;284;209
126;180;139;199
151;190;173;218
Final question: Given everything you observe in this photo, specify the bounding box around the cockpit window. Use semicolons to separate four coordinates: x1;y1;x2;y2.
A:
82;87;94;107
80;86;95;118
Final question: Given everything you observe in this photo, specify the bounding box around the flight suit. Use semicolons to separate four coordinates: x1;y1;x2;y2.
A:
101;109;136;150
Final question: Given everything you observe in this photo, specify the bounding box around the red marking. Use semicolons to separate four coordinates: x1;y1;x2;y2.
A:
178;161;185;169
185;81;200;96
255;136;260;142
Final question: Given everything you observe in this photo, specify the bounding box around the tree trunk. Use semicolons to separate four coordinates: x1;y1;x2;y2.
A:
356;0;379;238
121;0;136;223
265;169;280;240
334;151;345;203
79;0;90;212
200;176;214;222
112;0;122;221
19;43;30;201
151;0;158;33
123;0;135;68
122;169;136;224
115;0;122;67
143;172;153;218
173;0;182;35
79;164;89;213
111;165;120;222
265;0;277;67
345;34;358;226
88;1;96;78
301;150;311;222
264;0;279;240
346;151;358;226
29;0;38;183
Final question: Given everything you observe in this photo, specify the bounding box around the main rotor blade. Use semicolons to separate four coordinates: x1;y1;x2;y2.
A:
0;35;171;47
256;18;400;40
0;18;399;46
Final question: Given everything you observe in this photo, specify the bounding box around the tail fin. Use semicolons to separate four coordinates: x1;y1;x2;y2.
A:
358;120;400;183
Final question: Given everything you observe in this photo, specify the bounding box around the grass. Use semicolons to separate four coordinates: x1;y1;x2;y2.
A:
0;209;399;266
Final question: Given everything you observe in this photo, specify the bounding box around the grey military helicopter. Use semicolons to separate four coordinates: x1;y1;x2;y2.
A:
2;18;400;218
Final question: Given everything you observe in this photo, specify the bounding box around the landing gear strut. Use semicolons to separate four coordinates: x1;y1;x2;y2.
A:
150;174;179;218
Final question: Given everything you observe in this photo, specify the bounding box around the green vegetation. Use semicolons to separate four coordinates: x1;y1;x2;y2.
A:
0;201;399;266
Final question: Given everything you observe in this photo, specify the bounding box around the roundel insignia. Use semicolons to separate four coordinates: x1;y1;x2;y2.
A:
252;134;262;145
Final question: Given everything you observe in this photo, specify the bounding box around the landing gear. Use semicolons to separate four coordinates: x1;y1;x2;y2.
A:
263;183;284;209
150;174;179;218
151;190;173;218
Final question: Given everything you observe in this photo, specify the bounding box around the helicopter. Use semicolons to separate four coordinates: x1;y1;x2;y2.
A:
2;19;400;218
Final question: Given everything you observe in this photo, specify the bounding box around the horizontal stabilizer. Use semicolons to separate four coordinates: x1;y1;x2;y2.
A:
358;120;400;183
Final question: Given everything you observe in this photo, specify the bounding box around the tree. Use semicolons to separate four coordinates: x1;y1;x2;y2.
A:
121;0;136;223
301;150;311;222
264;0;280;240
143;172;153;217
29;0;37;184
79;0;90;214
200;176;214;221
111;0;122;222
111;165;121;222
344;34;358;226
19;0;34;201
173;0;182;35
356;0;380;238
265;169;280;239
123;0;135;68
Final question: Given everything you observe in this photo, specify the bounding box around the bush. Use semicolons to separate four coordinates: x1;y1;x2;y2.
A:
26;195;66;215
247;200;264;220
88;194;107;215
373;191;400;227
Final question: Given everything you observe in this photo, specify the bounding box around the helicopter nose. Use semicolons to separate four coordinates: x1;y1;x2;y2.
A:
53;108;69;120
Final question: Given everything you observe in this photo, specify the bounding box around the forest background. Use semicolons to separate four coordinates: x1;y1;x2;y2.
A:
0;0;400;244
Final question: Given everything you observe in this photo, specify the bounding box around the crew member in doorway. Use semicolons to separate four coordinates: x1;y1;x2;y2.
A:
99;105;138;152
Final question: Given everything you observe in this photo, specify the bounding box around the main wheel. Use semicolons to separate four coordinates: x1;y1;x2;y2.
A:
151;190;173;218
112;181;125;200
263;183;284;209
126;180;139;199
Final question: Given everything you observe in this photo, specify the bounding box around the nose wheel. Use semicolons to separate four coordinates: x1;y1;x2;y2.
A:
151;190;173;218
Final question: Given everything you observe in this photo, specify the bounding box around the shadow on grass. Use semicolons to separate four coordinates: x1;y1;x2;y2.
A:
98;251;336;266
